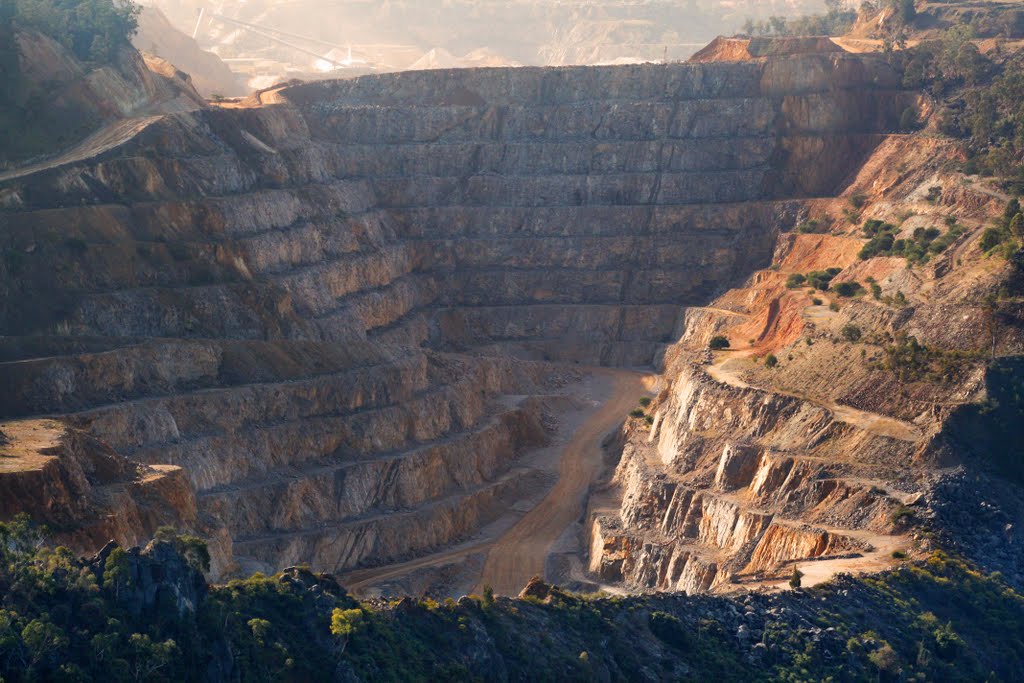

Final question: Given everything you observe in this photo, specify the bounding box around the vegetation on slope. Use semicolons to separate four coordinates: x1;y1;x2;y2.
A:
0;0;141;164
0;0;140;64
897;25;1024;186
0;516;1021;682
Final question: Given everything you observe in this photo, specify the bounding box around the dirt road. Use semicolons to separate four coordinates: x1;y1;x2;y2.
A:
341;540;491;594
0;116;164;184
475;368;654;596
706;353;920;442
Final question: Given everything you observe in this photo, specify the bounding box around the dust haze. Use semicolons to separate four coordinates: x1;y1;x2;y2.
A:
135;0;830;94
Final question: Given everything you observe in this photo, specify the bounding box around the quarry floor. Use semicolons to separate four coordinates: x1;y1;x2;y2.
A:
339;366;656;598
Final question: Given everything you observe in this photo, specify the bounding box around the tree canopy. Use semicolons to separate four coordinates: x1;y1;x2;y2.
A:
1;0;140;63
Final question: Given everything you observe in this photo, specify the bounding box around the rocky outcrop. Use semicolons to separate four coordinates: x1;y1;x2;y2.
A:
0;421;197;553
589;128;1023;592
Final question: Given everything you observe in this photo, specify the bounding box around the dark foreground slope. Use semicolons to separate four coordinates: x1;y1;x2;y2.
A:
0;521;1020;682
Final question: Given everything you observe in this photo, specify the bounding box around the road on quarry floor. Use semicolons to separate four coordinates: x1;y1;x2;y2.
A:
475;368;654;596
338;368;655;597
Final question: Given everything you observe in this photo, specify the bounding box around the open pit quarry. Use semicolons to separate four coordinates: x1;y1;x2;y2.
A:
2;34;1022;602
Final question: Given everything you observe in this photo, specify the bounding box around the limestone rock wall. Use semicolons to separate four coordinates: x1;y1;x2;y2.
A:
0;54;909;580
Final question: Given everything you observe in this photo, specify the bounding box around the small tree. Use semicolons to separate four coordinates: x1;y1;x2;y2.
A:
765;354;779;369
869;642;901;678
331;608;365;655
103;547;130;600
127;633;177;683
21;619;68;669
482;585;495;609
789;567;803;588
709;335;730;350
841;324;862;342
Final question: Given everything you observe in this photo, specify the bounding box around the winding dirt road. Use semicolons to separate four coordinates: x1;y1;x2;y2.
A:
475;368;653;596
706;353;920;442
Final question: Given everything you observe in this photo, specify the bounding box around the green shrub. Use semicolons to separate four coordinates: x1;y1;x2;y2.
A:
980;226;1005;252
638;397;652;407
764;354;779;369
708;335;730;350
933;621;965;661
805;267;842;291
878;335;982;383
785;273;806;288
789;567;803;589
833;281;863;298
795;219;827;234
860;220;960;263
629;408;645;418
891;505;915;525
841;324;862;342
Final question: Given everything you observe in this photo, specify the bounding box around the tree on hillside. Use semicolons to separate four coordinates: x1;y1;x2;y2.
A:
6;0;140;63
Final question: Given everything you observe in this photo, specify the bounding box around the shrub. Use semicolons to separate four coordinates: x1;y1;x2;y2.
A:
980;226;1005;252
933;621;965;661
785;273;806;288
764;354;779;369
878;335;981;383
833;281;863;298
805;267;842;291
869;643;901;676
644;415;654;426
811;297;823;306
638;397;652;407
841;324;862;342
871;282;883;299
629;409;645;418
708;336;730;350
795;219;827;234
899;106;919;131
649;612;688;651
891;505;915;525
789;567;803;588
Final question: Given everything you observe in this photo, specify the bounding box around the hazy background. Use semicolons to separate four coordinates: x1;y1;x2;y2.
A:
132;0;832;95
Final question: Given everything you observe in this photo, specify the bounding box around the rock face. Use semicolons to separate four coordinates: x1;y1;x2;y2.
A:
588;126;1024;593
0;49;913;582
